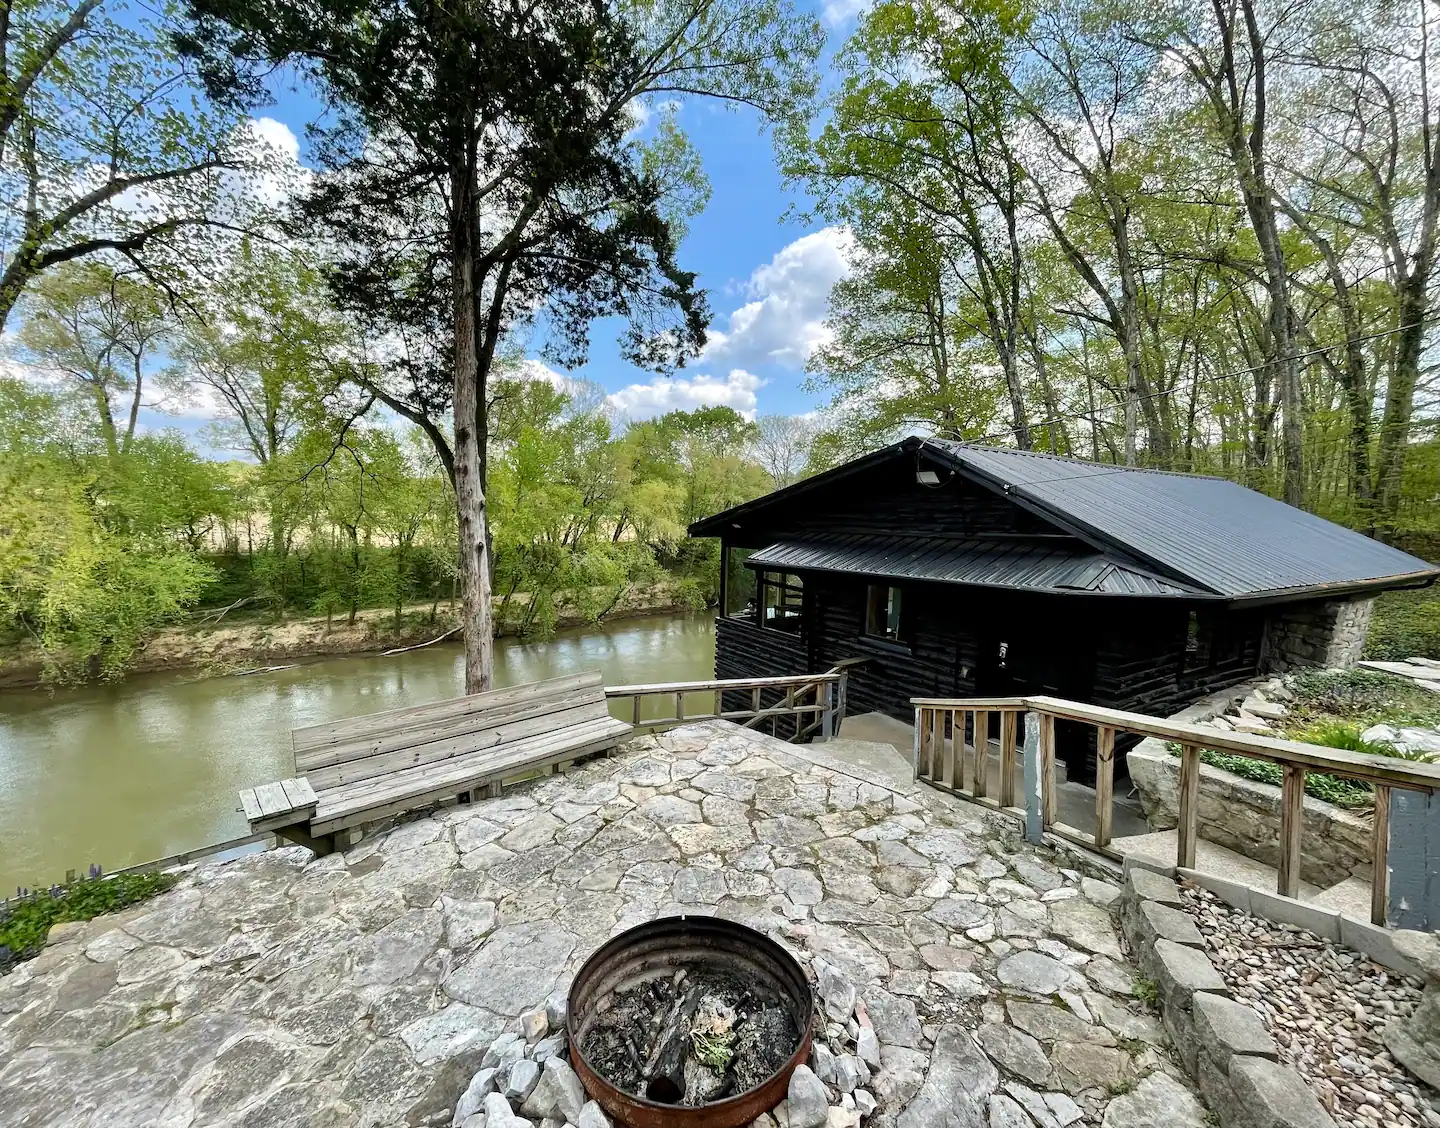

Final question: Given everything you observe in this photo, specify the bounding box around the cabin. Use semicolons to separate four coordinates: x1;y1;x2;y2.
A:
689;437;1440;784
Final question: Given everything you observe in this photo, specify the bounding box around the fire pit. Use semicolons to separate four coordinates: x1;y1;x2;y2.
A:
566;916;814;1128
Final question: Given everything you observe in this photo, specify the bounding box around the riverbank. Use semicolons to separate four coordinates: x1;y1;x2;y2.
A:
0;583;695;690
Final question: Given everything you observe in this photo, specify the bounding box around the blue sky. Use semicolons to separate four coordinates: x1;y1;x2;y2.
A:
250;0;862;424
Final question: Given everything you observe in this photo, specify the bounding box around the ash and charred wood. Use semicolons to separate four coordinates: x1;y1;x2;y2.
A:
642;979;707;1101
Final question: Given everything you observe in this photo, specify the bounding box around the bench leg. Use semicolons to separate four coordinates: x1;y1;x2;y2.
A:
274;824;336;857
485;781;503;799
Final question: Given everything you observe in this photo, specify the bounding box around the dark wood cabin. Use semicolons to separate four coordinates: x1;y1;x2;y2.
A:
690;437;1439;784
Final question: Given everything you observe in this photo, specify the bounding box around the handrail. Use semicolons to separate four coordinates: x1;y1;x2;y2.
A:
909;693;1437;927
606;670;847;741
605;673;840;696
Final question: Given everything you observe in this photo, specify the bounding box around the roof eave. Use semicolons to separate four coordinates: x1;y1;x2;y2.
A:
1223;569;1440;608
741;550;1212;599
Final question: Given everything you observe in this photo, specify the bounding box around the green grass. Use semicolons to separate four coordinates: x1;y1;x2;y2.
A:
0;871;176;973
1133;975;1160;1010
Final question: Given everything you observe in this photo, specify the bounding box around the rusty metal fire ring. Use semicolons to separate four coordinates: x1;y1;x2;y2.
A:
567;916;814;1128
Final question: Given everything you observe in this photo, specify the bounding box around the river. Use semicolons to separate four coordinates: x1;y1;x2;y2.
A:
0;611;716;892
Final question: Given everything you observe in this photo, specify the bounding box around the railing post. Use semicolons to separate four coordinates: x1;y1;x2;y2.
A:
1023;711;1044;845
836;670;848;728
973;709;990;799
1177;743;1200;869
941;710;958;789
912;707;923;780
1371;784;1391;927
999;710;1017;808
1039;712;1057;828
632;694;641;726
1278;764;1306;899
1094;725;1115;849
819;680;834;742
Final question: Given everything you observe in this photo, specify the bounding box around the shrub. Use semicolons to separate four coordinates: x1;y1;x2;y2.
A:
0;870;176;974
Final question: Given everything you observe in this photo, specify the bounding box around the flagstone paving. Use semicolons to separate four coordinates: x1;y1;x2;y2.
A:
0;721;1203;1128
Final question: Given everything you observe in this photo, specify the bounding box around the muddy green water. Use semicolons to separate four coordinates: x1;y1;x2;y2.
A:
0;612;716;891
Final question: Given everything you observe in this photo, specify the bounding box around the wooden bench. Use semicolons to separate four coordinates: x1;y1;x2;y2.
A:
238;670;631;854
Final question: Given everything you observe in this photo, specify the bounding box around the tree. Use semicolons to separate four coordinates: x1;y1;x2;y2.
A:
16;261;170;459
179;0;822;692
753;413;817;487
0;379;216;681
0;0;274;328
165;240;361;605
1138;0;1306;504
790;0;1036;451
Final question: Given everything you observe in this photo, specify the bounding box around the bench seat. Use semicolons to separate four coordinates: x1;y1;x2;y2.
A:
309;713;630;835
237;670;630;852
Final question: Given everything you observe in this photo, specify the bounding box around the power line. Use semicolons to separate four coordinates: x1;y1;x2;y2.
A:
973;308;1440;447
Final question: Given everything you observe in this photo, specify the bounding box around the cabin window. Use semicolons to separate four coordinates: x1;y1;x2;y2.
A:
759;571;804;634
1183;611;1207;672
865;584;903;642
723;548;757;618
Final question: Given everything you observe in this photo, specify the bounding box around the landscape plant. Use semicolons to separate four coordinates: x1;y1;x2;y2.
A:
0;869;177;974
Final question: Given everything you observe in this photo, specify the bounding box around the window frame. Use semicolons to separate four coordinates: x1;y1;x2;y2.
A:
757;570;805;634
864;583;904;644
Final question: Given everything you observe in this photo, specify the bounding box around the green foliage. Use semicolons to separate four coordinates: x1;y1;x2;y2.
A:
1133;976;1159;1010
0;871;177;972
1365;588;1440;662
1288;668;1413;716
0;422;217;681
1283;667;1440;730
1164;741;1373;808
1292;720;1397;758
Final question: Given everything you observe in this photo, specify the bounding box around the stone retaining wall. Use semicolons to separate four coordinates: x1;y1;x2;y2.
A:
1118;864;1337;1128
1126;739;1373;888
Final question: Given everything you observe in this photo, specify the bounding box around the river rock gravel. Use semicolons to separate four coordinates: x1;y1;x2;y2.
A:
1179;882;1440;1128
1;721;1197;1128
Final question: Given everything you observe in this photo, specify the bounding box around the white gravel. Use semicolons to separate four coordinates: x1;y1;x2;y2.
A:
1180;882;1440;1128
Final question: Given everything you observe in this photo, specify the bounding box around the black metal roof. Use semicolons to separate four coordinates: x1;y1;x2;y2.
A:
747;533;1200;596
691;436;1439;601
926;441;1437;598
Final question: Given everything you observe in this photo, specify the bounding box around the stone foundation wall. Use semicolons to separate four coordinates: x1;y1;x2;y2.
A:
1261;595;1375;673
1126;739;1373;889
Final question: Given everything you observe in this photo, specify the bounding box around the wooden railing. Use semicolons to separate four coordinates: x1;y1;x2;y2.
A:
912;694;1440;926
606;671;846;741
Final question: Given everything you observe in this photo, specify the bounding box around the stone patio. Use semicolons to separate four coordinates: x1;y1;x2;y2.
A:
0;721;1205;1128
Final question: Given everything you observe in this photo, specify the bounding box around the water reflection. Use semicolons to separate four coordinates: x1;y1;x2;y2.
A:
0;612;715;889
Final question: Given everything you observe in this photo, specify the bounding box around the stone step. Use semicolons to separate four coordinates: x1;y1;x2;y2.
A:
1111;828;1329;902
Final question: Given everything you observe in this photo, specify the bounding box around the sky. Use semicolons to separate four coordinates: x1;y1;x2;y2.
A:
242;0;865;426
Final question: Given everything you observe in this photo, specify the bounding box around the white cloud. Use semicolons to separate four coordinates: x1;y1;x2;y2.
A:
607;368;763;421
702;227;852;369
822;0;871;26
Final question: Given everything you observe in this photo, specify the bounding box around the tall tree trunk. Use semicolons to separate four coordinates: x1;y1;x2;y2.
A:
452;155;494;695
92;381;119;459
1376;277;1429;521
124;354;143;453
